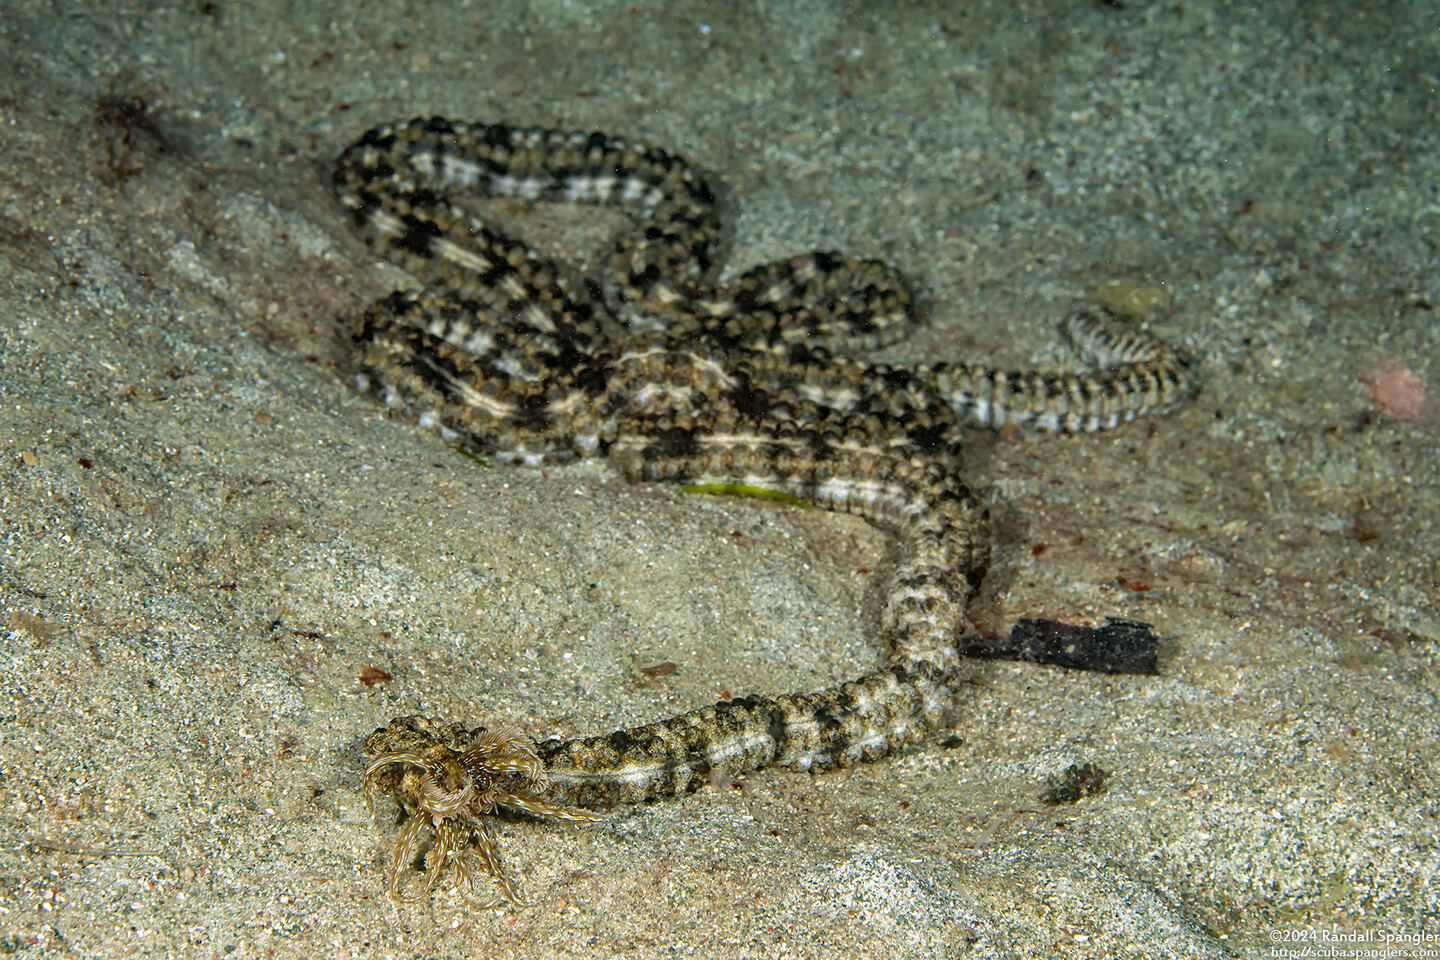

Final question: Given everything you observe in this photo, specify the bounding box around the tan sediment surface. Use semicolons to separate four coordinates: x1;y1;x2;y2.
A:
0;2;1435;957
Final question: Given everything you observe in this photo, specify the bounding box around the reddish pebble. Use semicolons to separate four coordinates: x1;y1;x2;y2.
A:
1362;360;1432;420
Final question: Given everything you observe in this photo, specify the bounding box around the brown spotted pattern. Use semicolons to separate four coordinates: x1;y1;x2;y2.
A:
336;118;1191;819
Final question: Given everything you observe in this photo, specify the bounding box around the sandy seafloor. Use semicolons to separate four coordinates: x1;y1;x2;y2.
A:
0;1;1437;957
